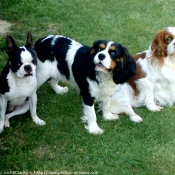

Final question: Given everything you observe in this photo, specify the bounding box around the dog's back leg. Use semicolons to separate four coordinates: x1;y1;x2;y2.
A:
101;98;119;120
136;78;162;111
110;98;143;123
110;84;143;123
4;101;29;127
48;78;68;94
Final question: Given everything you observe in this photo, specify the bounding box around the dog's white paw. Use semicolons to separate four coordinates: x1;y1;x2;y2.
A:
4;119;10;128
33;117;46;125
103;112;119;120
148;104;163;112
56;86;68;94
130;115;143;123
85;123;104;134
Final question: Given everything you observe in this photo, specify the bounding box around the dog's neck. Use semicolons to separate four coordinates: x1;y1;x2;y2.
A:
97;71;113;83
96;71;116;96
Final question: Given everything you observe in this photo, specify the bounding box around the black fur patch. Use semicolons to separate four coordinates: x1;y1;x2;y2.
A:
35;36;71;79
54;37;71;79
0;63;10;94
34;36;55;62
72;46;96;106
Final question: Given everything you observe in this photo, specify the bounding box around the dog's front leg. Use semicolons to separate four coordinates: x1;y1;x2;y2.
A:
29;93;46;125
82;104;104;134
0;95;7;133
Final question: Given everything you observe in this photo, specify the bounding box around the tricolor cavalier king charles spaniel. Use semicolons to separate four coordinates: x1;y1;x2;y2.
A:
111;27;175;120
34;35;136;134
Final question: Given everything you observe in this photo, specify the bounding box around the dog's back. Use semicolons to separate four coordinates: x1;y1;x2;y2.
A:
35;35;91;90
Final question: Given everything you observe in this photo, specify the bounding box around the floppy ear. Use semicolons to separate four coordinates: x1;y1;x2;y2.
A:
25;32;34;49
113;46;136;84
151;30;168;66
6;35;18;54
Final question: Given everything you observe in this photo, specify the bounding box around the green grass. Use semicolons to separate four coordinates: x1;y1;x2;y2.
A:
1;0;175;174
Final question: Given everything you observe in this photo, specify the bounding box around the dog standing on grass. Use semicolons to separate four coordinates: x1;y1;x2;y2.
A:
34;35;138;134
0;33;45;133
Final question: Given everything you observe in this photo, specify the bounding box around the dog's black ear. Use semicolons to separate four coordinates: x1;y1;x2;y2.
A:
113;46;136;84
25;32;34;49
6;35;18;54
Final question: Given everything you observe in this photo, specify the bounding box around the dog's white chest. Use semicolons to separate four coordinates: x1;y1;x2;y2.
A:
4;73;37;105
98;73;116;95
88;72;117;101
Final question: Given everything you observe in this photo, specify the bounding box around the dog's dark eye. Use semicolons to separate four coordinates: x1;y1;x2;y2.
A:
17;63;22;67
109;51;116;56
97;47;102;52
32;60;37;65
166;37;173;43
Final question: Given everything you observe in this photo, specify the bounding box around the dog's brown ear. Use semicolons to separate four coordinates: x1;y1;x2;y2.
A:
26;32;34;49
6;35;18;53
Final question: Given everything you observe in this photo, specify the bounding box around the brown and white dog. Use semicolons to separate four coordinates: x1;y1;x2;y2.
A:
110;27;175;121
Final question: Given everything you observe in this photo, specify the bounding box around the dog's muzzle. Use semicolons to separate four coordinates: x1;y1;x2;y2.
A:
24;65;33;76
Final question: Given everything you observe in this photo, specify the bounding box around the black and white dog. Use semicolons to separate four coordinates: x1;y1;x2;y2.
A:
34;35;136;134
0;33;45;133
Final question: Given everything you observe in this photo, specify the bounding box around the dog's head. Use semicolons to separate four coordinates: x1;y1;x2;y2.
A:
90;40;136;84
6;32;37;78
151;27;175;67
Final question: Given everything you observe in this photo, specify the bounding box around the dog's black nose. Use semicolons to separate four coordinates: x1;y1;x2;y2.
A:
24;65;32;74
98;53;106;61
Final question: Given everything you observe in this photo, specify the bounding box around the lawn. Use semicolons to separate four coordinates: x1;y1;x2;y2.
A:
1;0;175;174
